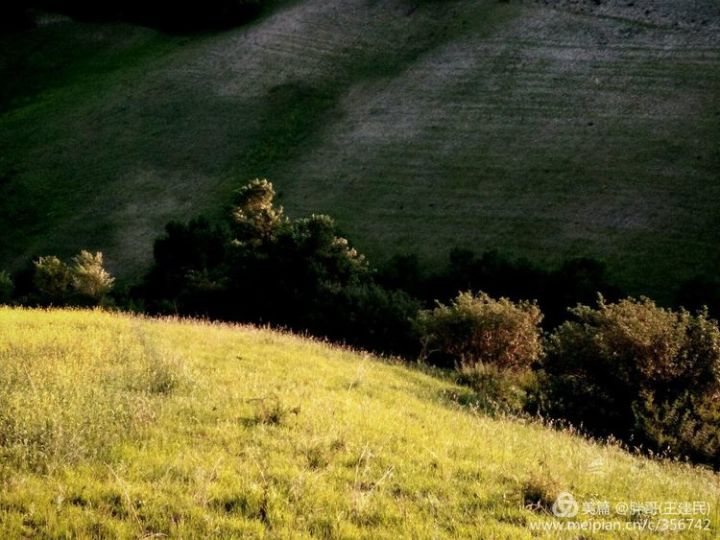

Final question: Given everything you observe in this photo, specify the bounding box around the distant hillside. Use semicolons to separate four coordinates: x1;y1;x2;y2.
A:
0;307;718;537
1;0;718;297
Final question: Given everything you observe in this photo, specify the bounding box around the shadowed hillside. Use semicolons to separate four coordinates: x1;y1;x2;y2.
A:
1;0;718;296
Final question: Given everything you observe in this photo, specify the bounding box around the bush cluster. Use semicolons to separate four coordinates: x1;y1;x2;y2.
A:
539;297;720;466
8;250;115;306
416;291;543;370
422;294;720;466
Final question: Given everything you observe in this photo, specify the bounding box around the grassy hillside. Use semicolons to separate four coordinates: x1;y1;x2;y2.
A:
0;307;718;538
1;0;719;296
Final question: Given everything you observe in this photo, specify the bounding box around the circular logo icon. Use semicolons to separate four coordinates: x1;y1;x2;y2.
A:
552;492;579;518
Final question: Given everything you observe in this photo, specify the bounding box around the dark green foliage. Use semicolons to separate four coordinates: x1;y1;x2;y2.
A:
267;213;370;295
424;249;548;307
142;217;230;315
145;206;624;357
376;254;424;298
379;249;622;329
137;179;720;467
309;284;421;356
539;297;720;466
8;260;37;305
675;275;720;321
33;255;72;304
223;209;373;328
143;180;419;356
416;291;544;370
634;392;720;467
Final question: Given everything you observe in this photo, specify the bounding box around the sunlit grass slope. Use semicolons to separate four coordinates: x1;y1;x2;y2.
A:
1;1;719;296
0;307;718;538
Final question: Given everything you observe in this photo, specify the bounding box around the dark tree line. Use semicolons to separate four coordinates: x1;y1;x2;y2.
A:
137;180;421;355
133;178;720;360
378;250;623;331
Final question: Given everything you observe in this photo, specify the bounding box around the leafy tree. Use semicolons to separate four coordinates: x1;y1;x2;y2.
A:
231;178;286;245
225;211;372;326
416;291;544;370
33;256;72;304
29;251;115;306
142;217;229;315
277;214;369;288
376;254;424;298
70;250;115;302
544;257;620;327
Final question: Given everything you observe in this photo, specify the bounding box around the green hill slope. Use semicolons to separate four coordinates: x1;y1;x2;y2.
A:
1;0;719;295
0;307;718;538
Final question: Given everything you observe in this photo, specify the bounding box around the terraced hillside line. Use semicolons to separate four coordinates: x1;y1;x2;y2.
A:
0;0;718;298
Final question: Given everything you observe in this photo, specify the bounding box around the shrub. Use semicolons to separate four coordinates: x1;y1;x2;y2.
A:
415;291;544;370
0;271;12;304
70;250;115;303
30;251;115;306
540;296;720;466
33;255;72;305
635;392;720;466
251;396;299;426
521;473;561;512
